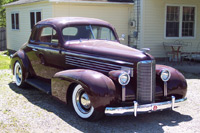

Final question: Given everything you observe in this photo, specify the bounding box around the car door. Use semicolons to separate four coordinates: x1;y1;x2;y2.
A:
27;25;62;80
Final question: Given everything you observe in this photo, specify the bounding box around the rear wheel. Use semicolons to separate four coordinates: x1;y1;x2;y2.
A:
72;84;104;121
14;61;25;87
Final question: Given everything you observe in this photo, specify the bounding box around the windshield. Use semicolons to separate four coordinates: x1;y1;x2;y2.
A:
62;25;117;42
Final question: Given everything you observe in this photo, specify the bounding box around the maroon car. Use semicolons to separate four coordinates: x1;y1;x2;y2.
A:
10;17;187;121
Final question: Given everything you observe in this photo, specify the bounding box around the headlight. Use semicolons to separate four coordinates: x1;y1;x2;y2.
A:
118;72;130;86
161;69;171;82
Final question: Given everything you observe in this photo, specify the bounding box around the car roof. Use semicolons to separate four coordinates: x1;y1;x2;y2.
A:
37;17;113;28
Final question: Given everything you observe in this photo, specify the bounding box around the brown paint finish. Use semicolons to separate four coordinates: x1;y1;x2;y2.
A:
53;69;116;111
10;17;187;113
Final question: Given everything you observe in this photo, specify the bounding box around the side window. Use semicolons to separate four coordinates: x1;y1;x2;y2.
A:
39;26;58;44
30;11;41;29
30;28;38;42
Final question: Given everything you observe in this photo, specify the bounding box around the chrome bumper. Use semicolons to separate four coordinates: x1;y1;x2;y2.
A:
105;96;187;116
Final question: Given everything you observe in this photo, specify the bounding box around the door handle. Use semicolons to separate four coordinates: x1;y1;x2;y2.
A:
32;48;38;52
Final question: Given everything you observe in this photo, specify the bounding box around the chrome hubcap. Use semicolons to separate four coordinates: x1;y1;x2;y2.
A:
76;88;91;114
16;65;22;83
80;93;91;109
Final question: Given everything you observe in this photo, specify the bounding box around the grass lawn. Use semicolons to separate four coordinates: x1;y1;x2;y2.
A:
0;51;10;70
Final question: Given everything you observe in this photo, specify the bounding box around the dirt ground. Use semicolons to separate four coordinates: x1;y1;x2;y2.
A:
0;62;200;133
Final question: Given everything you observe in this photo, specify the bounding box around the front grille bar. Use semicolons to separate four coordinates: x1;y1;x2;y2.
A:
137;60;156;104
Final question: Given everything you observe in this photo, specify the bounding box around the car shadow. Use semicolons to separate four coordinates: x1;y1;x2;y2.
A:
9;82;192;132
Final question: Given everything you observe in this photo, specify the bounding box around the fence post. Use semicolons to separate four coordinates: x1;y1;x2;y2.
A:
0;27;7;51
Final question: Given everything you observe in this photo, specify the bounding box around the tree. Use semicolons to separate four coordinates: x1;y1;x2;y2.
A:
0;0;18;27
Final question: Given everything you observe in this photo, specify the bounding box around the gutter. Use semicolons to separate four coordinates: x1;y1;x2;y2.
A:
49;0;134;5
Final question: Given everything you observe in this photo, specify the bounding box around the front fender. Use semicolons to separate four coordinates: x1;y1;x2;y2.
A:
155;65;187;100
52;69;116;111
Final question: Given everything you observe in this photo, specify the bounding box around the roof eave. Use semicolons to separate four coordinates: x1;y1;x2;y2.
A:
49;0;134;5
3;0;49;7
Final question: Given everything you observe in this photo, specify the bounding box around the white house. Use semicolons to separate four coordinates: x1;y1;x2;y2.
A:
4;0;134;52
4;0;200;58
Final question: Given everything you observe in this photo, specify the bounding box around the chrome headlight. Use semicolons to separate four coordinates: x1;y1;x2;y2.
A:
118;72;130;86
161;69;171;82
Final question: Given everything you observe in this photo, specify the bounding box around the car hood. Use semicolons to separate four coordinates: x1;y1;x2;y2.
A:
63;40;153;63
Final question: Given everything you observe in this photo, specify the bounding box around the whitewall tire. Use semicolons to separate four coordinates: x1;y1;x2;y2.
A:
72;84;94;119
14;61;25;87
72;84;104;121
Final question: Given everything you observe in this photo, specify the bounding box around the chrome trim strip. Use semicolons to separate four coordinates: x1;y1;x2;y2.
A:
28;44;60;54
105;96;187;116
164;81;167;97
122;86;126;102
64;51;134;66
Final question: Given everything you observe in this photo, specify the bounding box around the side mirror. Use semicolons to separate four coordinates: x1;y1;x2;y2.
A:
141;48;150;53
119;34;126;41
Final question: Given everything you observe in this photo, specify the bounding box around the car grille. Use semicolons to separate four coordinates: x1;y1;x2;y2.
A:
137;60;156;104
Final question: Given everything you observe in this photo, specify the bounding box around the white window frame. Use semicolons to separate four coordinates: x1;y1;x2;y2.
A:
11;12;19;30
30;10;42;29
164;4;197;39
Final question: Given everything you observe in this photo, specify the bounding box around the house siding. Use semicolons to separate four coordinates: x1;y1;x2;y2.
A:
142;0;200;57
6;2;53;51
52;2;133;45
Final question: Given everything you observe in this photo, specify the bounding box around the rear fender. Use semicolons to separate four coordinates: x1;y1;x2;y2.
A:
11;50;30;78
51;69;116;111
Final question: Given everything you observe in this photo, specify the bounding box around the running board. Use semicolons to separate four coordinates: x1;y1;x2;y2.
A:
25;78;51;95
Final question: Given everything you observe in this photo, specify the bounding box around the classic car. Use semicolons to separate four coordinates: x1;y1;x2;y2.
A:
10;17;187;121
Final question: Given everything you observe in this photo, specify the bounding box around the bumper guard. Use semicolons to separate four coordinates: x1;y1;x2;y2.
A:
105;96;187;116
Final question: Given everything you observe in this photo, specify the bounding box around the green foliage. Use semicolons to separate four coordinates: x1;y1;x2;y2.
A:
0;51;10;70
0;0;18;27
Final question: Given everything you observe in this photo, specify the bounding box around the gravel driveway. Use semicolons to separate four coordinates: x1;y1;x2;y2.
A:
0;69;200;133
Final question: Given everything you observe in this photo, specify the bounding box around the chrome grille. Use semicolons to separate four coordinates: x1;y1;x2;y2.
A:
137;60;156;104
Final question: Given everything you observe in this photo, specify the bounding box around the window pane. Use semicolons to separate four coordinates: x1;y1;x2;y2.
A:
40;27;57;43
182;7;195;37
166;22;179;37
91;26;116;40
62;26;93;41
62;25;116;41
30;12;35;29
63;27;78;36
166;6;180;37
11;14;15;29
15;13;19;29
36;12;41;22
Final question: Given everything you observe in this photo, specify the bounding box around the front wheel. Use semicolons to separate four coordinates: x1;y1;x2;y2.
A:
72;84;104;121
14;61;25;87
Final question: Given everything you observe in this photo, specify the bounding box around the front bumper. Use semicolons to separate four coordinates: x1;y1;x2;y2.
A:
105;96;187;116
